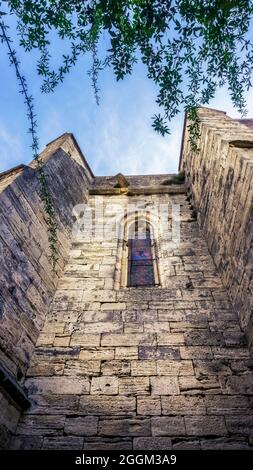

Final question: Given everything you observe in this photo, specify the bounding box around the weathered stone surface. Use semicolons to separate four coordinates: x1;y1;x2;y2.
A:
151;377;180;395
157;333;184;345
119;377;150;396
131;360;156;376
180;107;253;353
79;348;114;361
133;437;172;450
185;416;227;436
16;415;65;435
200;438;250;450
101;333;155;347
64;416;98;435
151;417;185;436
162;396;206;415
157;360;194;376
90;377;119;395
26;377;90;395
179;376;220;394
43;437;84;450
64;360;100;376
30;394;80;414
193;360;231;378
137;398;161;416
98;418;151;437
115;347;138;360
101;360;130;376
79;396;136;415
70;334;101;347
139;346;180;360
4;120;253;449
225;416;253;435
172;439;201;450
83;438;132;450
180;346;213;359
220;375;253;394
205;396;252;415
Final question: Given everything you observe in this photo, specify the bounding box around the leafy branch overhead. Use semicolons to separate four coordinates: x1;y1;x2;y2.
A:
4;0;253;136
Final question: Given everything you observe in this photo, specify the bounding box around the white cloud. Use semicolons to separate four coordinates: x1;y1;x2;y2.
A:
0;124;23;172
76;77;184;176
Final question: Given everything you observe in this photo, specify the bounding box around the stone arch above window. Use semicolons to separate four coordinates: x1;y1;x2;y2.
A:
114;213;163;289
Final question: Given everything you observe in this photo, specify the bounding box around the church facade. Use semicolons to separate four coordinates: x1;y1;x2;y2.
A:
0;108;253;449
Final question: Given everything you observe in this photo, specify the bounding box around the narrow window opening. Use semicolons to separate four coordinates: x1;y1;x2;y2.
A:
127;219;158;287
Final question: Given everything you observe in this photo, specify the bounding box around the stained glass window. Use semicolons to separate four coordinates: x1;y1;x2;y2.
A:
127;222;156;287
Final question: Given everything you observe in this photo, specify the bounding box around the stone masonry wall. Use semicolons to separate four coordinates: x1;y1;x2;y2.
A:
0;134;93;448
12;191;253;450
180;108;253;353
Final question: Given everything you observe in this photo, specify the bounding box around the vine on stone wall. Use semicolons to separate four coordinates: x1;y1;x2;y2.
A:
0;19;58;271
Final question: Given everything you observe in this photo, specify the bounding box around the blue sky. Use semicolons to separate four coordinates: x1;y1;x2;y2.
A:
1;12;253;176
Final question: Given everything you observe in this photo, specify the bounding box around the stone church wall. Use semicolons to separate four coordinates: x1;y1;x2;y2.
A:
180;108;253;353
0;134;93;448
11;191;253;449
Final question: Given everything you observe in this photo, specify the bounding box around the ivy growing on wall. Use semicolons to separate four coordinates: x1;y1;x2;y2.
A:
0;16;58;270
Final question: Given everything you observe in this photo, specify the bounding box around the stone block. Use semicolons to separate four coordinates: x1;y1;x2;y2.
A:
79;348;114;361
25;377;90;395
64;360;100;376
30;394;80;414
101;360;130;376
180;346;213;359
119;377;150;396
101;333;156;347
98;418;151;437
115;347;138;360
83;438;132;450
157;360;194;376
124;323;144;333
205;395;251;415
144;323;171;333
185;416;227;436
151;377;180;395
74;322;123;334
91;376;119;395
54;335;70;347
65;416;98;436
17;415;65;435
131;360;156;376
179;376;220;394
162;396;206;415
220;374;253;394
133;437;172;450
70;334;101;347
43;437;84;449
79;396;136;416
157;333;185;345
151;417;185;436
137;398;161;416
200;438;250;450
36;333;55;346
139;346;180;360
100;303;126;310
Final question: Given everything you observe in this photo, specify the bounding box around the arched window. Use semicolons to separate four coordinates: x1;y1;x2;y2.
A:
114;213;163;289
127;219;159;287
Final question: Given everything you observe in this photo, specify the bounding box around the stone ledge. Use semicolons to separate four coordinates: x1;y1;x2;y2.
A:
89;185;186;196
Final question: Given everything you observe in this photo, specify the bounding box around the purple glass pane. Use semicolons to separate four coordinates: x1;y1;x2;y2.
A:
128;230;155;287
130;264;155;287
130;239;152;260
